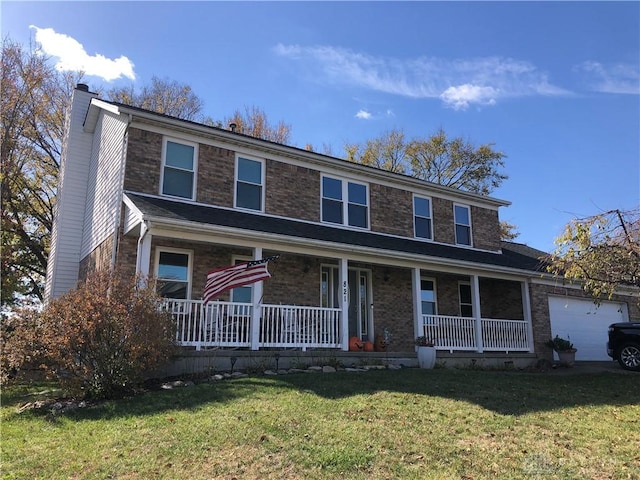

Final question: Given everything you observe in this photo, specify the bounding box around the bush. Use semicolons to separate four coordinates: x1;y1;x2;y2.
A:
2;270;177;399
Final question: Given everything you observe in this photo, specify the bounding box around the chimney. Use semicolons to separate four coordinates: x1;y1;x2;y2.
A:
76;83;89;92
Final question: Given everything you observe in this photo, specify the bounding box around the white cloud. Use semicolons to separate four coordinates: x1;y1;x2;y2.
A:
575;61;639;95
355;109;372;119
274;43;570;109
440;84;498;110
30;26;135;82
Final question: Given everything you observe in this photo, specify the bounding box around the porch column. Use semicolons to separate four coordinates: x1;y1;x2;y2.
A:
250;247;263;351
339;257;349;351
136;223;152;278
471;274;484;353
521;279;535;353
412;267;422;340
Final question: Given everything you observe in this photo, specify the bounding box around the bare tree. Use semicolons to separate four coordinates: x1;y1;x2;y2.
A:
344;129;408;174
222;105;291;144
407;128;507;195
107;76;204;121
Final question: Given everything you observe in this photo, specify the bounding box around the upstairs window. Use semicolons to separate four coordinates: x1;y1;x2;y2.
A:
235;157;264;211
156;249;191;299
414;196;433;240
454;204;472;246
321;176;369;228
161;139;196;199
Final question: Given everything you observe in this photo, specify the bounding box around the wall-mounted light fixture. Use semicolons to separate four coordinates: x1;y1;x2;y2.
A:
383;269;390;282
303;259;311;273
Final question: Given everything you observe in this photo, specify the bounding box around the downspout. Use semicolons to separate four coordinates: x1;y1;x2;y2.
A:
136;220;150;276
110;113;133;271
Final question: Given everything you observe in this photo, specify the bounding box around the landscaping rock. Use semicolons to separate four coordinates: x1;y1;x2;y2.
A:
322;366;337;373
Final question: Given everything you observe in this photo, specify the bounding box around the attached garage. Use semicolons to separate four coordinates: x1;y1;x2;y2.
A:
548;296;629;361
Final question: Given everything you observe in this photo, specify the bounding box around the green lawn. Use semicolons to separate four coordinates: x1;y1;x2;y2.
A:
2;368;639;479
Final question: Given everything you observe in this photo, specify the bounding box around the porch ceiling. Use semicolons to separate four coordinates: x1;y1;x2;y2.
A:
125;192;548;274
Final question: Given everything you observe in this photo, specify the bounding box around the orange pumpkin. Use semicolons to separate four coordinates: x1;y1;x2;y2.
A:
349;336;364;351
374;334;387;352
363;340;374;352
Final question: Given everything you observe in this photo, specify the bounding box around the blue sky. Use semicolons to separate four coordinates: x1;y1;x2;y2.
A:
3;1;639;252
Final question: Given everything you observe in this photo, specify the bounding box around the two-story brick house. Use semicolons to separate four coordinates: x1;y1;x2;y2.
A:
45;84;636;369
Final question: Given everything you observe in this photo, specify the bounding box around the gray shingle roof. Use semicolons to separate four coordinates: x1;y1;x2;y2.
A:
126;193;548;274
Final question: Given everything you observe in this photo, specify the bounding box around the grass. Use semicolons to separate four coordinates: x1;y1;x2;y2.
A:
1;368;639;479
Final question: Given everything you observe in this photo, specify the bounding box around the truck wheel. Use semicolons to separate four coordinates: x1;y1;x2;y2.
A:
617;343;640;371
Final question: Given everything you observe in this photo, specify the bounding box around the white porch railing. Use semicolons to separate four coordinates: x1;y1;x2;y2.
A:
164;299;252;349
421;314;531;352
163;299;341;351
165;300;531;353
261;305;341;351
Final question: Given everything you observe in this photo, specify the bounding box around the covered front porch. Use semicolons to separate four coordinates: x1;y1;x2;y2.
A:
165;299;534;354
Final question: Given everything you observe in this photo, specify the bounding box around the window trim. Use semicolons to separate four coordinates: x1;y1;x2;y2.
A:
159;137;198;200
420;276;438;316
454;203;473;246
154;247;193;300
234;155;265;212
321;174;370;229
413;194;433;241
458;281;473;317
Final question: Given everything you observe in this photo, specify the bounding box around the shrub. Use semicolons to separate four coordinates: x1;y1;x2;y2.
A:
2;270;177;399
1;305;48;382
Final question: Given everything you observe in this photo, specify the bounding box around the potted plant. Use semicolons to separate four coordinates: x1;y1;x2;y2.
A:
545;335;577;366
415;336;436;369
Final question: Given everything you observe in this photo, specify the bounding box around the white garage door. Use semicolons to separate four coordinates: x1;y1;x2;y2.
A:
548;296;628;361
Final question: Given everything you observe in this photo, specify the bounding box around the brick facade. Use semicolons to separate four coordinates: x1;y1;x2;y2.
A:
432;197;455;244
266;160;319;221
369;184;414;236
79;236;114;281
123;128;162;195
196;144;235;207
472;206;501;251
371;266;414;351
122;128;503;251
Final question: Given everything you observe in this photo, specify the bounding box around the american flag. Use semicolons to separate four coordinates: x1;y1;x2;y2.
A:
203;255;279;304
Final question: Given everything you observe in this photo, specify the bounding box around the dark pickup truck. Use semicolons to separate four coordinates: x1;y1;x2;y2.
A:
607;322;640;371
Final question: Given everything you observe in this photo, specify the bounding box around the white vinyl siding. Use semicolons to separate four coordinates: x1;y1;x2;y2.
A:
80;111;129;259
45;88;98;300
